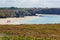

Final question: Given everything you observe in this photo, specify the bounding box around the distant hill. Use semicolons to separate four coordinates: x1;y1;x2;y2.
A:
0;7;60;18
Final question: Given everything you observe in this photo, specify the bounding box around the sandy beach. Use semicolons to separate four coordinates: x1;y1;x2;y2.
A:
0;16;39;25
0;14;60;25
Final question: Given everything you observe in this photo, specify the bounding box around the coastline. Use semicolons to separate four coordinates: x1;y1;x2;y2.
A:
0;14;60;24
0;16;39;24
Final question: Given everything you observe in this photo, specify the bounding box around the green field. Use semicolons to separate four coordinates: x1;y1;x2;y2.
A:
0;24;60;40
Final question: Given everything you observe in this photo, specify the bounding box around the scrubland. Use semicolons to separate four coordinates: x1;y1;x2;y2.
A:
0;24;60;40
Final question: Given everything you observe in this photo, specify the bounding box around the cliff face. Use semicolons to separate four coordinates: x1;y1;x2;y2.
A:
0;8;60;18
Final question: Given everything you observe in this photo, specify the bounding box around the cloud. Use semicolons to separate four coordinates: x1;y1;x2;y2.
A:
0;0;60;8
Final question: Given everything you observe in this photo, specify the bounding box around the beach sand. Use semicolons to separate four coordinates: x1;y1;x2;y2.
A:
0;16;39;25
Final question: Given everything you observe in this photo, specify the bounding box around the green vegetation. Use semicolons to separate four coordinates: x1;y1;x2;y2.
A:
0;7;60;18
0;36;54;40
0;24;60;40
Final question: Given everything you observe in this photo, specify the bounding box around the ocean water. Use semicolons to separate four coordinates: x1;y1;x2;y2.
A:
19;15;60;24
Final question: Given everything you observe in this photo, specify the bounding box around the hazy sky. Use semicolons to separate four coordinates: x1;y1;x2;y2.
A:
0;0;60;8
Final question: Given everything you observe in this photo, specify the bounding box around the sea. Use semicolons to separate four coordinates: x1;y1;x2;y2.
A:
14;15;60;24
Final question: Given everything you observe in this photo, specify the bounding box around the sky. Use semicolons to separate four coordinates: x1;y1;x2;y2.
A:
0;0;60;8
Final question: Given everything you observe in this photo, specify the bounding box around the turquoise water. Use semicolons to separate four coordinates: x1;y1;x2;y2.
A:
20;15;60;24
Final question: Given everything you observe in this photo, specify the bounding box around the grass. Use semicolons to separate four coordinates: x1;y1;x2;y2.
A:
0;24;60;40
